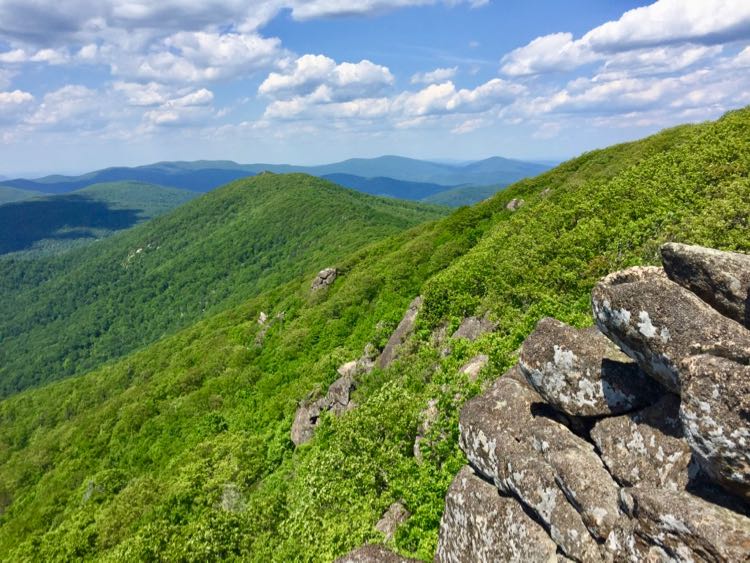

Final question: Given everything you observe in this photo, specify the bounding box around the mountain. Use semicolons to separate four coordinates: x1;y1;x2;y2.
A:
0;174;446;396
0;156;550;197
0;186;37;205
0;164;255;195
0;181;198;257
1;107;748;561
421;183;504;206
321;173;456;200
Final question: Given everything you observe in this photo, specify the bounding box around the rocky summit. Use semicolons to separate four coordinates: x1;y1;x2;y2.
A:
434;243;750;562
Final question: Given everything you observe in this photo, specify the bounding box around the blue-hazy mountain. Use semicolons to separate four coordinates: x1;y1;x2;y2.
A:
0;156;549;198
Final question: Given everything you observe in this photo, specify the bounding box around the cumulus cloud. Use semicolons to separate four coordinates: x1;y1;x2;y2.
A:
24;85;107;129
113;31;285;83
287;0;487;20
410;66;457;84
259;54;394;100
501;0;750;76
262;77;524;125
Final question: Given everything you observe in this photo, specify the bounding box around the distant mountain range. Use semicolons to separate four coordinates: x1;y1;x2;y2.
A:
0;156;550;204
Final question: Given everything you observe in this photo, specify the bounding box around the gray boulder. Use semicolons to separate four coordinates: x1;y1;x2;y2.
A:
680;354;750;502
413;399;439;463
378;297;423;369
621;487;750;562
335;545;419;563
591;394;694;490
458;354;489;382
291;375;356;446
436;466;558;563
375;502;410;541
459;372;620;560
519;318;659;417
591;266;750;393
506;198;524;211
311;267;338;291
661;243;750;328
451;315;497;341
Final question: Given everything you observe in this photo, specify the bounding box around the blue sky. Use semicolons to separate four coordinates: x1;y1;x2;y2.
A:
1;0;749;176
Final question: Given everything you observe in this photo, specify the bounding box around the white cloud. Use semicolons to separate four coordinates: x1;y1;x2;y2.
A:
501;0;750;76
287;0;487;20
114;31;285;83
262;77;525;125
259;54;394;100
24;85;110;130
0;89;33;105
501;32;595;75
411;66;457;84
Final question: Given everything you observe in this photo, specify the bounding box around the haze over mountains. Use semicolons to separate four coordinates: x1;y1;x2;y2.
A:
0;155;550;202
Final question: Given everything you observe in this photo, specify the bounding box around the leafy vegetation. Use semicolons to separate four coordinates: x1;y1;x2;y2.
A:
0;181;197;258
0;107;749;562
0;174;446;397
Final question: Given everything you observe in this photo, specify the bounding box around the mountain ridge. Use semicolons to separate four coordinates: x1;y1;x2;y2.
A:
0;155;549;196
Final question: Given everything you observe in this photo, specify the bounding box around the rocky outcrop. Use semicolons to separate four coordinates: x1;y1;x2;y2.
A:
335;545;419;563
451;315;496;341
591;266;750;393
506;198;524;211
621;487;750;562
459;372;618;560
458;354;488;382
413;399;439;463
437;243;750;562
680;354;750;501
375;502;410;541
311;267;338;291
519;318;658;417
591;394;694;490
291;375;356;446
378;297;423;369
661;242;750;328
436;466;558;563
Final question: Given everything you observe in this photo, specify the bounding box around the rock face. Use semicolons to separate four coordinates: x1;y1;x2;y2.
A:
519;318;659;416
335;545;419;563
506;198;524;211
621;487;750;562
311;267;338;291
679;354;750;501
591;266;750;393
436;466;558;563
451;315;496;341
413;399;439;463
378;297;423;369
591;394;694;490
436;244;750;563
375;502;410;541
458;354;488;382
459;372;618;560
661;242;750;328
291;375;356;446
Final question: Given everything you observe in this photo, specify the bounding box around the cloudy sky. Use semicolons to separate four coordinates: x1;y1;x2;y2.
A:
1;0;749;175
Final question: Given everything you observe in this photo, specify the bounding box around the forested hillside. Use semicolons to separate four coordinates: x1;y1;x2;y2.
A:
0;108;748;561
0;174;446;397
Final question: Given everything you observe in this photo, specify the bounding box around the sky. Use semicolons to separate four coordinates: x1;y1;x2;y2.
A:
1;0;750;176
